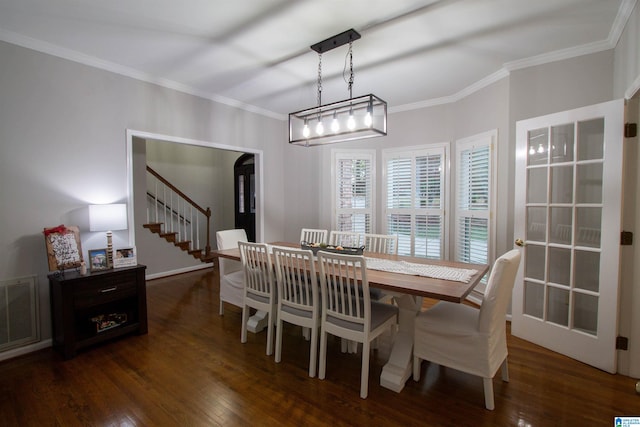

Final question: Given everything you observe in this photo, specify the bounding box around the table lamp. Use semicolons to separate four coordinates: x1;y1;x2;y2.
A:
89;204;128;268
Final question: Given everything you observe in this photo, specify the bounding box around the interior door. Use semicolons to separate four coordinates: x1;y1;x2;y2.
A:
234;154;255;242
512;100;624;373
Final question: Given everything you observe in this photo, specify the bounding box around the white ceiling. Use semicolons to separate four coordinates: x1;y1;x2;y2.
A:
0;0;633;118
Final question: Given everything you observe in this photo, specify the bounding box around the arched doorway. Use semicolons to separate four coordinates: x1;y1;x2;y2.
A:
234;153;255;242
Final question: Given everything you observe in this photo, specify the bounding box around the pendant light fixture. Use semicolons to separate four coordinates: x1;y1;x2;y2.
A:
288;29;387;147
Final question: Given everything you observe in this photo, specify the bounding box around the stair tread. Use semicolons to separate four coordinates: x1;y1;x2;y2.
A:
143;221;212;264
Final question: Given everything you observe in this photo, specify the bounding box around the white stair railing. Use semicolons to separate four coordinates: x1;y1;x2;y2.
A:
146;166;211;257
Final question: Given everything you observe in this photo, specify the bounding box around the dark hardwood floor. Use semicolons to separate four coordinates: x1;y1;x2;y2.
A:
0;268;637;426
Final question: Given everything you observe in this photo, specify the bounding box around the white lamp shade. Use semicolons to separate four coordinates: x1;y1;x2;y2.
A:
89;204;128;232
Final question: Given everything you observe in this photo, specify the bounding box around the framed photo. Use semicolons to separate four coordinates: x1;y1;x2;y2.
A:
113;246;137;268
88;248;110;272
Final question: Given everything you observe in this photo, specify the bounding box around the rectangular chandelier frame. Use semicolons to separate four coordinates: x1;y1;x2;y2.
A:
289;94;387;146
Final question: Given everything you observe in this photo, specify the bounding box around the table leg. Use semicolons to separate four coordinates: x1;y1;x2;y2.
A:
380;294;422;393
246;310;268;333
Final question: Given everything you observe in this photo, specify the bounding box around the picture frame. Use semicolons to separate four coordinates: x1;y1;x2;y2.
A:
88;248;110;272
113;246;137;268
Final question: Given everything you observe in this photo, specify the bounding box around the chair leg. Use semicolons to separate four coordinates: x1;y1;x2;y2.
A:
483;377;495;410
413;356;421;381
219;299;224;315
302;327;311;341
241;305;249;343
275;316;283;363
341;338;348;353
309;325;318;378
501;358;509;382
265;311;274;356
360;341;370;399
319;329;328;380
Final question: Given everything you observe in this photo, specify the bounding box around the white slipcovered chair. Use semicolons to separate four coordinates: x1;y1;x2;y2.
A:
300;228;328;245
216;229;248;315
273;247;320;377
239;241;277;356
317;251;398;399
412;249;521;410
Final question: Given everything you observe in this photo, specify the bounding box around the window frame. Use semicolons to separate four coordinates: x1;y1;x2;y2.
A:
382;143;450;259
331;149;376;234
454;130;497;277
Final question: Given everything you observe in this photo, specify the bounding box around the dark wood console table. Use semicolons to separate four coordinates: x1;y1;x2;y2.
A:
49;264;147;359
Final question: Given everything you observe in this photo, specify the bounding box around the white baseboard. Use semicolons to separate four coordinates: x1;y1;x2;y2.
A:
146;263;212;281
0;339;52;362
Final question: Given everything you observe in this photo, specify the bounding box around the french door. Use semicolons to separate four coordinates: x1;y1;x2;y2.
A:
512;100;624;373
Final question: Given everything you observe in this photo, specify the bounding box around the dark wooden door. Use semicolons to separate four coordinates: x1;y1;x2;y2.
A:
234;154;255;242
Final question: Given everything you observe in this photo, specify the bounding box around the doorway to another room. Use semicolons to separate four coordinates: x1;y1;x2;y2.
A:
234;153;255;242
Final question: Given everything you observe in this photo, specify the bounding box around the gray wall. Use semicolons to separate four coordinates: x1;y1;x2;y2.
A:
0;40;286;347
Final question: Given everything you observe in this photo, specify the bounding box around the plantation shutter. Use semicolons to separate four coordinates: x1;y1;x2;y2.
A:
333;151;374;233
455;133;494;267
384;146;446;258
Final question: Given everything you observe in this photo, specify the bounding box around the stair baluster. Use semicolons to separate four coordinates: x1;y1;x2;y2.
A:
144;166;213;262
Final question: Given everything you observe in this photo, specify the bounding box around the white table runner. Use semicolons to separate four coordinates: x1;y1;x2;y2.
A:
365;257;478;283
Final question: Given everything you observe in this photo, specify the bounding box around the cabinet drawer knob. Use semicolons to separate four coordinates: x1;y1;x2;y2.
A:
100;286;118;293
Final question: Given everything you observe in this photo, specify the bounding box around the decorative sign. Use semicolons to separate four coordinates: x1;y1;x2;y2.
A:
43;225;83;271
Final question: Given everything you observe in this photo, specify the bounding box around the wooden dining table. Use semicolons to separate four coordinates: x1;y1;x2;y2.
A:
211;241;489;393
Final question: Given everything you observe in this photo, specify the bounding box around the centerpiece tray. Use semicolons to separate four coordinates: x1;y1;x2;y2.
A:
301;241;364;256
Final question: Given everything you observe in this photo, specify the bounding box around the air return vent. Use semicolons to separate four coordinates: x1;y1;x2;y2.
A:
0;275;39;352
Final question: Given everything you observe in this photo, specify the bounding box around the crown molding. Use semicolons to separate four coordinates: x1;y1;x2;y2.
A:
1;0;636;119
0;28;285;121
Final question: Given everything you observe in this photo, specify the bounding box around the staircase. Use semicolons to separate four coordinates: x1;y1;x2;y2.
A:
143;166;216;264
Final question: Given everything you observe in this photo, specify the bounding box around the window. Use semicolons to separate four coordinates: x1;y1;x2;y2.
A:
332;150;375;233
455;131;496;268
383;144;448;258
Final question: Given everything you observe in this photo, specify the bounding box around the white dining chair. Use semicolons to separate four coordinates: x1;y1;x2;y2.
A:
300;228;328;245
412;249;521;410
328;231;363;248
317;251;398;399
239;241;277;356
362;233;398;304
363;233;398;255
216;229;248;315
273;246;320;377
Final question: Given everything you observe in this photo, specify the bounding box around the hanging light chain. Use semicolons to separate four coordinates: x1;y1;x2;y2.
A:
348;41;354;99
317;52;323;107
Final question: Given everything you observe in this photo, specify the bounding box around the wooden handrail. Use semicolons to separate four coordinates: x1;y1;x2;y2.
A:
147;166;209;216
146;166;212;256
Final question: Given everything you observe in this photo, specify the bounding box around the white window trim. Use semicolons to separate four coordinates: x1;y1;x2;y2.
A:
331;149;376;232
454;129;498;270
382;143;450;258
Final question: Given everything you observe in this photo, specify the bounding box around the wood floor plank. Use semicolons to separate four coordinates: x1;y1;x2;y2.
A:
0;268;637;426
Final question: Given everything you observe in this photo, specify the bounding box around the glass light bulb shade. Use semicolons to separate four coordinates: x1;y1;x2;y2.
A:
316;120;324;135
331;117;340;133
302;123;310;138
364;112;372;127
347;114;356;130
537;144;544;153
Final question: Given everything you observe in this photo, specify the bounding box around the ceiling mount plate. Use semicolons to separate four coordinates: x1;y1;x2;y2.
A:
310;29;361;53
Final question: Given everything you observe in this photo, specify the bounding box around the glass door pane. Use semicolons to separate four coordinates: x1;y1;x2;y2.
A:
525;119;603;335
